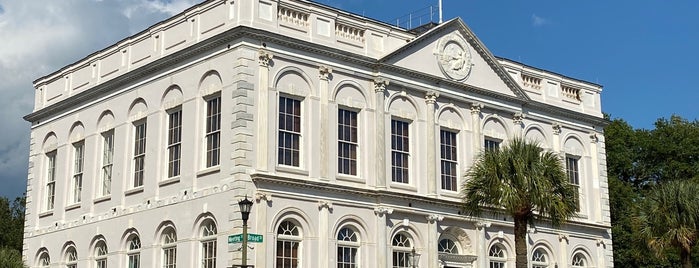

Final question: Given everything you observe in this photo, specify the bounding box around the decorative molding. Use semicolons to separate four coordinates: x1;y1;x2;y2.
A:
596;239;606;247
318;65;332;81
470;102;483;115
258;49;273;67
434;32;473;81
589;132;599;143
426;214;444;223
425;91;439;104
373;206;393;216
254;192;271;203
475;221;491;230
317;200;333;211
552;122;562;135
513;112;525;125
373;78;389;93
558;233;569;242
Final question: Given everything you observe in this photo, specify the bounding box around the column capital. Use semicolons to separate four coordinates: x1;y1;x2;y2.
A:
373;206;394;216
318;65;333;81
318;200;333;211
470;102;484;115
589;132;599;143
254;192;272;203
373;77;390;93
513;112;525;125
258;49;273;67
425;91;439;104
475;221;491;230
552;122;562;135
558;233;569;242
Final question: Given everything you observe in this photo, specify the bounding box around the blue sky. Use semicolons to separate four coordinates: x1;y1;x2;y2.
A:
0;0;696;198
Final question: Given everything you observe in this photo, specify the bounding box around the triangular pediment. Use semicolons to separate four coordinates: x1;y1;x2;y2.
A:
380;19;529;101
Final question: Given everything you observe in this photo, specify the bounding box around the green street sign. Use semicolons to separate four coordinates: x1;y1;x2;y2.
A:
228;233;263;244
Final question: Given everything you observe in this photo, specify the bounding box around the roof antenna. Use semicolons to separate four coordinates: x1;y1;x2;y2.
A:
438;0;443;23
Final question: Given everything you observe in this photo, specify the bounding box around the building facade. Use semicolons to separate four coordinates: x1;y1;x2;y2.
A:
23;0;612;267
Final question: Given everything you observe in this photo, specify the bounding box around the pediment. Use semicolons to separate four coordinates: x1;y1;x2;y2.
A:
381;19;529;100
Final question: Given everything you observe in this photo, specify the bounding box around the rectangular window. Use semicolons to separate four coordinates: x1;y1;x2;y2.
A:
205;97;221;168
566;156;581;211
128;253;140;268
163;246;176;268
338;109;358;176
440;130;458;191
278;96;301;167
96;259;107;268
391;120;410;183
337;246;357;267
201;240;216;268
72;142;84;203
168;109;182;177
101;131;114;196
484;138;500;151
276;240;299;267
45;151;56;211
133;121;147;188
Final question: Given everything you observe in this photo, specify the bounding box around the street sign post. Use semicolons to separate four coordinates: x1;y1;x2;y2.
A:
228;233;263;244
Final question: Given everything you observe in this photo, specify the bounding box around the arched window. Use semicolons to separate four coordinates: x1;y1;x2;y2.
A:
95;240;108;268
391;233;412;268
438;239;458;254
531;248;549;268
38;250;50;267
337;227;359;267
572;252;587;267
127;235;141;268
200;219;217;268
276;220;302;267
65;246;77;268
162;227;177;268
488;244;507;268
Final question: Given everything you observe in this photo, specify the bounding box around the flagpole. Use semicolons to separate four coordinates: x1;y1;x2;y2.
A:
438;0;443;23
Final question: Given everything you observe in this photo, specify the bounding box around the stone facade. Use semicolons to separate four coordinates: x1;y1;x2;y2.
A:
23;0;611;267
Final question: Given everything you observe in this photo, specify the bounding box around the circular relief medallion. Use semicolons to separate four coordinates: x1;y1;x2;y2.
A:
434;33;473;81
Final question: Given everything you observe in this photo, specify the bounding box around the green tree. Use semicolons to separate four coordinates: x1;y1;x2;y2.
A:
461;137;577;268
0;247;24;268
638;180;699;268
0;195;25;253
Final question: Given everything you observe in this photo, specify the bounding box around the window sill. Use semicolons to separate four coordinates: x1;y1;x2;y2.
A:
38;211;54;218
439;190;460;198
336;174;364;183
65;203;81;211
93;195;111;204
159;176;181;187
196;166;220;177
390;182;417;192
125;186;144;196
276;165;309;176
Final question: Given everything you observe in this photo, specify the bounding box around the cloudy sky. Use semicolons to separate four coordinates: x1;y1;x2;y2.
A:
1;0;698;198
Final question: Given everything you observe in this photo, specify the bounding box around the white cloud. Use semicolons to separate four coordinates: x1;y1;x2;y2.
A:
0;0;200;198
531;14;549;27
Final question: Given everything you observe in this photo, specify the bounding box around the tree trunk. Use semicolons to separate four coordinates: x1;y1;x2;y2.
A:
681;247;692;268
514;215;528;268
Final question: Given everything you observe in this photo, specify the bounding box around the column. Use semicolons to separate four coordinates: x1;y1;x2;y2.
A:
256;49;273;171
426;214;444;268
475;221;491;268
374;206;393;268
470;103;483;151
558;234;569;267
318;66;332;180
513;112;525;137
425;91;439;196
596;239;607;268
318;201;333;266
374;78;389;189
551;123;562;154
254;192;272;267
589;132;602;222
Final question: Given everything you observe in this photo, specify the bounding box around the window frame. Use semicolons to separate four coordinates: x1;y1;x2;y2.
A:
337;108;359;176
488;244;507;268
390;119;411;184
391;233;412;268
276;220;302;268
65;246;77;268
132;120;147;188
162;227;177;268
167;108;183;178
531;248;549;268
278;96;302;168
100;130;114;197
571;252;587;267
94;240;108;268
71;141;84;204
439;129;458;191
336;226;360;268
566;155;581;211
127;235;141;268
200;219;217;268
38;251;50;267
484;137;500;151
45;150;57;211
204;96;221;168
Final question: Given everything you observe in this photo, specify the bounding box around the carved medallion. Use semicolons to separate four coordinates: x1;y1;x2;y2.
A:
434;33;473;81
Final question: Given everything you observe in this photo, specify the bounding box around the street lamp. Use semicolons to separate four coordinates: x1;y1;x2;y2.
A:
238;196;253;268
409;247;421;268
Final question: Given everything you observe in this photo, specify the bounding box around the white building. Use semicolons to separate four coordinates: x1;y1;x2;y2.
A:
23;0;612;267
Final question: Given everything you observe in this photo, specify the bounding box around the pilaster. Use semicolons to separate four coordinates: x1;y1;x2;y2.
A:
318;200;333;266
551;122;562;154
558;234;569;266
513;112;525;136
256;49;273;172
254;192;272;268
470;103;483;151
475;221;491;268
374;78;389;188
589;132;602;222
318;66;332;180
425;91;439;196
426;214;444;268
374;206;393;268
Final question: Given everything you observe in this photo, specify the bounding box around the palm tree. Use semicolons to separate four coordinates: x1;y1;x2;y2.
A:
638;180;699;268
461;137;578;268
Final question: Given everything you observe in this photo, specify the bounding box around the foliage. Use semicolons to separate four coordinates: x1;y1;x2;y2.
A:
461;137;577;268
638;180;699;268
605;115;699;267
0;195;25;253
0;247;25;268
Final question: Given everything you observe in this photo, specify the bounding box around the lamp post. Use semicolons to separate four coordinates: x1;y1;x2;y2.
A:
409;247;421;268
238;196;253;268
